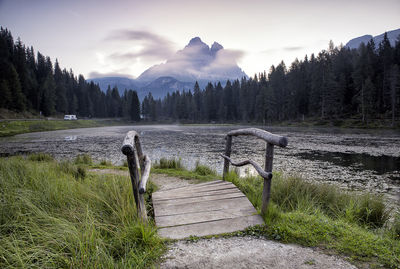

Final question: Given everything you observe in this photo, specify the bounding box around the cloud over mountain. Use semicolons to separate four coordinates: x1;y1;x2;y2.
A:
137;37;247;82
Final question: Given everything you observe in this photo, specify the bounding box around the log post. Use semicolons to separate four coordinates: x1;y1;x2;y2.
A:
222;135;232;180
122;131;148;223
261;142;274;216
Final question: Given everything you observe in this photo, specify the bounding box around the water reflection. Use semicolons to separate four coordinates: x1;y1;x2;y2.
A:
64;135;77;141
296;151;400;179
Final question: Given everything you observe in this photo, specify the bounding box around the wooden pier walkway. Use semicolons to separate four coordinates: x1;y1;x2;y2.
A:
152;180;264;239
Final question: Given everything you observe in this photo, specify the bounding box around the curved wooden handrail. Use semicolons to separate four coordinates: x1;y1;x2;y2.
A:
221;127;288;216
220;154;272;180
227;128;288;148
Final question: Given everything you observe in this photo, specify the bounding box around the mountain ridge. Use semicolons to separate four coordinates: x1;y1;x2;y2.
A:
345;28;400;49
89;37;247;100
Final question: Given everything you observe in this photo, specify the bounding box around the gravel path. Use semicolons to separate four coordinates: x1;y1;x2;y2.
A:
161;237;356;269
89;169;356;269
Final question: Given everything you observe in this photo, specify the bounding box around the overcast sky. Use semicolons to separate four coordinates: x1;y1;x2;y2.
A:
0;0;399;79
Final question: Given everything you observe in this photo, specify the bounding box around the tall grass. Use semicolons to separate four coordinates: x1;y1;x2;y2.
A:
27;152;54;162
0;156;164;268
153;158;183;170
193;161;216;176
225;171;391;228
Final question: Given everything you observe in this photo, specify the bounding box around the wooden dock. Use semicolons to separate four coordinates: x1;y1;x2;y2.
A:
152;180;264;239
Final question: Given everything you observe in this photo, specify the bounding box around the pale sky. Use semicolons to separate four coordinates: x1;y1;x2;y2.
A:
0;0;399;79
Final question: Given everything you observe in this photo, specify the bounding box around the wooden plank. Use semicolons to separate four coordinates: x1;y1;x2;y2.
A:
152;184;237;199
154;196;253;217
155;181;234;195
155;206;257;227
155;180;224;193
158;215;264;239
152;188;243;202
153;192;246;206
152;182;236;198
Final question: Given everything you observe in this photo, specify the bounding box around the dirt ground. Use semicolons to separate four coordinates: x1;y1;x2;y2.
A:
161;237;356;269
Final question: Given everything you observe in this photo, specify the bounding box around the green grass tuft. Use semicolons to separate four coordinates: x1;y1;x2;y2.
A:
27;153;54;162
99;159;112;166
193;161;216;176
153;158;183;170
74;153;93;165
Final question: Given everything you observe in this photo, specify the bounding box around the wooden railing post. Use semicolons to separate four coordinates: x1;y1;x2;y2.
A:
223;135;232;180
122;131;149;223
261;142;274;216
126;152;147;223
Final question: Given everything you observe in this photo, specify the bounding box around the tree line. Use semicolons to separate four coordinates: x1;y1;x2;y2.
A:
142;35;400;126
1;27;399;126
0;27;141;120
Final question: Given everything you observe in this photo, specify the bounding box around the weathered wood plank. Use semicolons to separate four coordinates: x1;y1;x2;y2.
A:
154;196;253;217
154;180;224;193
153;183;234;196
158;215;264;239
153;192;246;206
153;181;235;195
152;183;237;199
152;187;242;201
155;206;258;227
152;189;243;204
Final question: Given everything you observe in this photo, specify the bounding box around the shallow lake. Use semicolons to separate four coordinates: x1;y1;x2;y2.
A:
0;125;399;204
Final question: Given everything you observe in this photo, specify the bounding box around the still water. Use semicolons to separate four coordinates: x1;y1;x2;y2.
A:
0;125;399;203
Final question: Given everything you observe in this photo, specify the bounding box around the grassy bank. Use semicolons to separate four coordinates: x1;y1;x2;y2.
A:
224;172;400;268
0;155;164;268
0;119;131;137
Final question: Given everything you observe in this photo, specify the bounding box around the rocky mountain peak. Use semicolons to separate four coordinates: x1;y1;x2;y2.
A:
186;37;209;49
210;42;224;56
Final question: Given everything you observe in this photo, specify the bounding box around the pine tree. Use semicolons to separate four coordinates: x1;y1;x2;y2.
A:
0;79;12;108
390;64;399;126
40;74;56;116
54;59;68;113
130;90;141;121
8;63;26;111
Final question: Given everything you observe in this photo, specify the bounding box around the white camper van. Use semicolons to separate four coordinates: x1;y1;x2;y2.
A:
64;115;77;120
